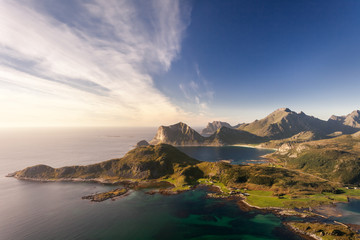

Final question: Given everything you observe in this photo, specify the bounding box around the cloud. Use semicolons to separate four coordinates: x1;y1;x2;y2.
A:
0;0;193;127
178;63;214;115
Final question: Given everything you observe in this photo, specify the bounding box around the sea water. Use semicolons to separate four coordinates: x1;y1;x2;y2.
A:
334;199;360;225
0;128;300;240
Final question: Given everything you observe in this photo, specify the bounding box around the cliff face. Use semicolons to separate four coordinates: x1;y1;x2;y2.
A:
329;110;360;128
201;121;232;135
150;122;205;145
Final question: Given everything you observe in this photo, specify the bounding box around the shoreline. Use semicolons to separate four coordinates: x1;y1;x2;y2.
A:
173;143;278;151
231;144;278;151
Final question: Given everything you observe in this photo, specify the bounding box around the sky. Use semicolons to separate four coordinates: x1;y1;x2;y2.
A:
1;0;360;127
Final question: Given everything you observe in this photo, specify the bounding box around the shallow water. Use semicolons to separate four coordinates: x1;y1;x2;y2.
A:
0;128;299;240
334;199;360;225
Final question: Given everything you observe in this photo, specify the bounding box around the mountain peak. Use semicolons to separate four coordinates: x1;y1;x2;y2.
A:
238;108;331;139
150;122;204;145
350;110;360;117
201;121;232;135
275;107;292;112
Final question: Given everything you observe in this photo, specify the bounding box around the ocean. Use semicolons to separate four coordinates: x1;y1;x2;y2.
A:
0;127;301;240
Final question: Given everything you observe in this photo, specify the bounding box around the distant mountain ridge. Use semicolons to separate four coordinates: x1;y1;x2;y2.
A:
329;110;360;128
151;108;360;146
201;121;233;135
238;108;359;140
150;122;263;146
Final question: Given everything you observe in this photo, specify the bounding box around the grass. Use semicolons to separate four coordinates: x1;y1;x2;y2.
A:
339;188;360;197
244;190;348;209
197;178;231;194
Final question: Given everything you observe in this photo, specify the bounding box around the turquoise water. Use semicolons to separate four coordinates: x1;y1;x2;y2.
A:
0;128;300;240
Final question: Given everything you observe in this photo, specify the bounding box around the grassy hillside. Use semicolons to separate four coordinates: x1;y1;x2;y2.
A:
14;144;201;182
269;132;360;184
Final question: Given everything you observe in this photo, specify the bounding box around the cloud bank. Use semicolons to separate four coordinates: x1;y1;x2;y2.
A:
0;0;193;127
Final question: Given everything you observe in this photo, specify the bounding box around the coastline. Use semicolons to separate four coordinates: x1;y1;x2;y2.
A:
173;143;278;151
231;144;278;151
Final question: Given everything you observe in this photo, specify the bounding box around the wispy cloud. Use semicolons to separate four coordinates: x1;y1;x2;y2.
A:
178;63;214;115
0;0;192;127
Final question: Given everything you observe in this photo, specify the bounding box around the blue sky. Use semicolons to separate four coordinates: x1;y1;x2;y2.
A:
0;0;360;127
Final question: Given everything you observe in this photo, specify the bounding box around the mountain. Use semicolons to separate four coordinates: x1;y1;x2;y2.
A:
237;108;357;140
150;122;205;145
201;121;233;135
150;108;359;146
207;126;264;145
329;110;360;128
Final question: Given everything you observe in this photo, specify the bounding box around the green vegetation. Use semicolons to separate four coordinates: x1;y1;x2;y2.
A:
270;134;360;184
245;190;348;208
288;222;360;240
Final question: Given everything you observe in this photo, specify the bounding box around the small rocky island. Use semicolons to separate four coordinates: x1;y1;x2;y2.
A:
82;188;129;202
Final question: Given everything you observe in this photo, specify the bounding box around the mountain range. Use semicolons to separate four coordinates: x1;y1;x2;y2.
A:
151;108;360;146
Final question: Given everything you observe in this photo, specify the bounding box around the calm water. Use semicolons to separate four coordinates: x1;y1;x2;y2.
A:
0;128;299;240
334;199;360;225
177;146;274;165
